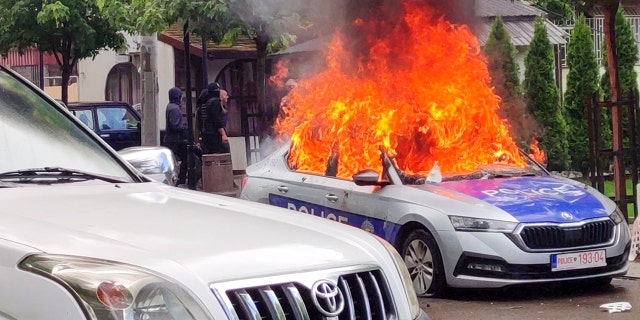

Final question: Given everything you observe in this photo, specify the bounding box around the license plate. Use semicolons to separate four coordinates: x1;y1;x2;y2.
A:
551;250;607;271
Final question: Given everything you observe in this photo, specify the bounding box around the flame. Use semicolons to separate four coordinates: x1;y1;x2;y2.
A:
529;139;546;164
269;59;290;89
274;1;526;179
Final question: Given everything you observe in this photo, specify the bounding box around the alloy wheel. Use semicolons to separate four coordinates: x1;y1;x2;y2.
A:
403;238;434;295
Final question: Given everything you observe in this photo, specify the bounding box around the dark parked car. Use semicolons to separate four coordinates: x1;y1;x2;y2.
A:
67;101;141;150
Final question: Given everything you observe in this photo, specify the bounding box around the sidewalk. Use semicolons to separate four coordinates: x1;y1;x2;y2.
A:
624;260;640;279
625;221;640;279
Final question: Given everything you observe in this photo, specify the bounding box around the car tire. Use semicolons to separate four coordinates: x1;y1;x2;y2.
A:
400;229;447;297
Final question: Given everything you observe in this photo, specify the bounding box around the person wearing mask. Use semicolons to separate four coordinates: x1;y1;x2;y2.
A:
199;83;230;154
162;87;188;186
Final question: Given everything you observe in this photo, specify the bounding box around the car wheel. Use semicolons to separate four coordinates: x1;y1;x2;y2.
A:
400;229;446;297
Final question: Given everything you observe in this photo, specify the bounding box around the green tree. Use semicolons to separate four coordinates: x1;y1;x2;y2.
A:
483;16;536;148
0;0;125;104
600;7;639;99
524;16;569;171
484;16;521;99
564;15;599;175
528;0;576;23
100;0;308;122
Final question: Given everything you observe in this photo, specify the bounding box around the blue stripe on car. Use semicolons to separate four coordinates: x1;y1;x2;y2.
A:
269;194;401;243
438;176;607;223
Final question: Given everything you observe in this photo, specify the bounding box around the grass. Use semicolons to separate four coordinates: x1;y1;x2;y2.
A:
571;177;636;219
601;179;636;219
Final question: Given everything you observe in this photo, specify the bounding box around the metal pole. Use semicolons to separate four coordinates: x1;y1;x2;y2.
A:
184;21;197;190
39;50;44;89
201;36;208;87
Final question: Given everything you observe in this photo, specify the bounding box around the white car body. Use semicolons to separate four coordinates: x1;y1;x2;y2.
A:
0;66;427;320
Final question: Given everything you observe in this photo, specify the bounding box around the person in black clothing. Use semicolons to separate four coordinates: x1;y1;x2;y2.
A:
199;83;230;154
162;87;188;186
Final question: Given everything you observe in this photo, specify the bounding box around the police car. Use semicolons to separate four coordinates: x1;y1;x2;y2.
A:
240;143;631;297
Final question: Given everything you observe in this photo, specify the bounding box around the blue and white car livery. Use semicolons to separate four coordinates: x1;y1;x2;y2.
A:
240;144;631;297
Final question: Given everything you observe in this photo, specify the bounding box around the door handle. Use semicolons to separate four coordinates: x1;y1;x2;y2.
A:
100;134;110;138
325;194;339;202
277;185;289;193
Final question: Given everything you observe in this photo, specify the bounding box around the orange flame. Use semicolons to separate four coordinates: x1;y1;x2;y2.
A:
529;139;546;164
275;1;526;179
269;59;290;89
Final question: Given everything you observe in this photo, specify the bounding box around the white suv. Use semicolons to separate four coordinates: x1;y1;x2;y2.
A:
0;66;429;320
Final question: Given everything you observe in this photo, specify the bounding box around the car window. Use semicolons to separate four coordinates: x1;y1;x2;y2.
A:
0;69;135;182
73;109;94;130
97;107;139;130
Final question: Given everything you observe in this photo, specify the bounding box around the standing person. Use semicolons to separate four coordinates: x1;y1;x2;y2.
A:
199;83;230;154
162;87;188;186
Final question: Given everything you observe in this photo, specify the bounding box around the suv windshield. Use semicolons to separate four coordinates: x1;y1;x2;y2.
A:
0;68;135;183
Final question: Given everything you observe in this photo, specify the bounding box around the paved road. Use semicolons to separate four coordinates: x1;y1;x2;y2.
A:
421;277;640;320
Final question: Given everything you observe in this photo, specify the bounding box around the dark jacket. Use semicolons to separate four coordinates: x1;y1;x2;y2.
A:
163;88;187;144
200;95;226;135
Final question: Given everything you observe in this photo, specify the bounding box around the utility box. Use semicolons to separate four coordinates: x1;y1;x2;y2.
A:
202;153;235;195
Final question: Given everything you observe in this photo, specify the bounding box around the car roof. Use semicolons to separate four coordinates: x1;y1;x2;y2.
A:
67;101;132;108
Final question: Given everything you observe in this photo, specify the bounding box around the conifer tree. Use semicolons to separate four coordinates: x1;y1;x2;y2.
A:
484;16;537;148
524;17;569;171
484;16;521;98
564;15;599;176
600;8;639;98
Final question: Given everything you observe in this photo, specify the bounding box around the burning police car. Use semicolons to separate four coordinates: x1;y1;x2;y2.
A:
240;0;631;298
0;65;428;319
240;143;631;297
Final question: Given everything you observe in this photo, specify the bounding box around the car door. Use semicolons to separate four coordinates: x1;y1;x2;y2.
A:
95;105;141;150
266;169;344;222
318;174;394;240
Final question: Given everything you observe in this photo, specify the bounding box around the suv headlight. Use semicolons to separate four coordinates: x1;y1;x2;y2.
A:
610;207;626;225
449;216;517;233
19;255;213;320
375;237;421;319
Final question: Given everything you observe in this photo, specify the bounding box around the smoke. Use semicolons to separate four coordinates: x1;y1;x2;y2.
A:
227;0;480;44
227;0;352;39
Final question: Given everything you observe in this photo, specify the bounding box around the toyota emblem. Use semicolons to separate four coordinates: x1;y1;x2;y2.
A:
311;279;345;317
561;212;574;220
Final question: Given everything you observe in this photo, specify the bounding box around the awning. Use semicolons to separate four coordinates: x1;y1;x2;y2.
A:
270;37;331;56
158;23;257;60
476;19;569;47
0;48;57;67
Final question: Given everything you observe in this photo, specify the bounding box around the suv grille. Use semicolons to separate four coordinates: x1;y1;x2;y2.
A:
519;219;615;250
216;269;397;320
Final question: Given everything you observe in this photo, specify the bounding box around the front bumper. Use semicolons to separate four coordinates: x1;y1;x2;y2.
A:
454;241;629;279
439;222;631;289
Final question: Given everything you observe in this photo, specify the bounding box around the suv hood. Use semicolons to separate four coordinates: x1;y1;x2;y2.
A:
0;183;377;282
420;176;612;223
